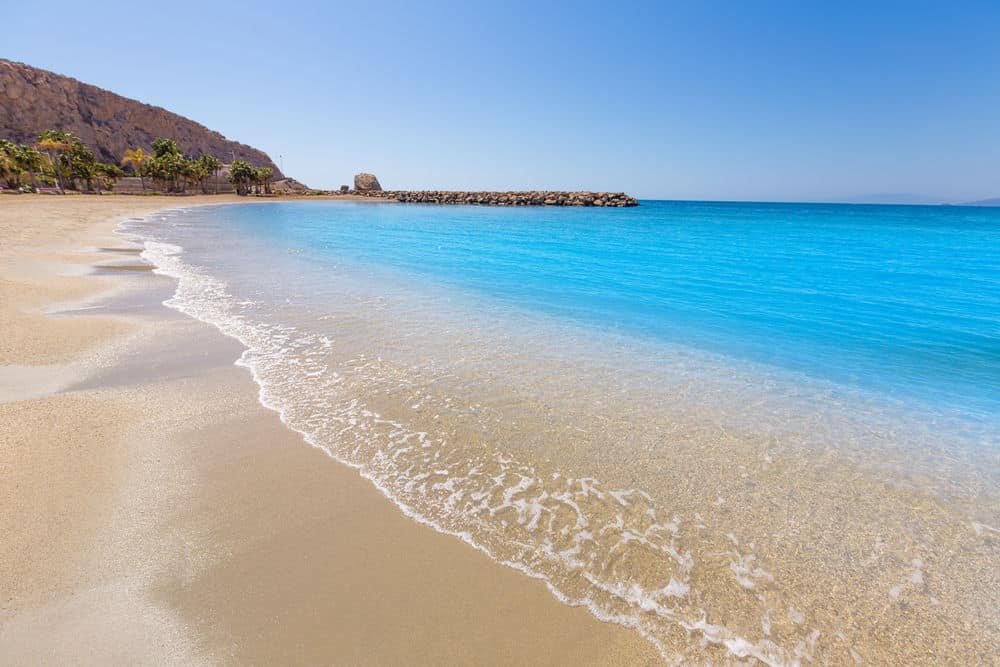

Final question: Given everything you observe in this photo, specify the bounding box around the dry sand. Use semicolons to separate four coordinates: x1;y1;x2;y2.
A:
0;195;660;665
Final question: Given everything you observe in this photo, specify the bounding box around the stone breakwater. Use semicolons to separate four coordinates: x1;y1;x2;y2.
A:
351;190;639;207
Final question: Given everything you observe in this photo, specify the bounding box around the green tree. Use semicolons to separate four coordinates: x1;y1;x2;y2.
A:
228;160;255;196
149;139;203;193
251;167;262;194
197;154;222;194
151;138;182;158
182;158;205;193
65;142;99;192
0;140;20;189
15;144;44;190
258;166;273;195
149;152;187;193
35;129;77;194
97;163;123;192
121;147;151;193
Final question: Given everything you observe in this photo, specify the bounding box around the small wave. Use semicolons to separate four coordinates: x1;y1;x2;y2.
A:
139;239;858;665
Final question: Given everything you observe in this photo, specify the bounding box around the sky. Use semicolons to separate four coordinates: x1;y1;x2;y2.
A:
3;1;999;201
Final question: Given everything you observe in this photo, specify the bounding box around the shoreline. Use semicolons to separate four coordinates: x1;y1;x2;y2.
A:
135;200;1000;664
0;196;660;664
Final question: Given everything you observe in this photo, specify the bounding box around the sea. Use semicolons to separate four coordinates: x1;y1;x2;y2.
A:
128;200;1000;664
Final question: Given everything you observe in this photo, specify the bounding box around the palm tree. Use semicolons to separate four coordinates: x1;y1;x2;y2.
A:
121;147;151;193
182;159;204;194
0;140;17;189
15;144;43;190
66;143;98;193
35;130;74;194
197;154;222;194
0;156;13;190
98;163;123;193
151;138;181;158
259;166;273;195
228;160;255;196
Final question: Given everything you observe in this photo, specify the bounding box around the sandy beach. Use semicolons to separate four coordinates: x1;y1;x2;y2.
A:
0;195;660;665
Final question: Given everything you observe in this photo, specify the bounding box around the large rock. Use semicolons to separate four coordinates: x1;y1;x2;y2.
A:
0;59;285;178
354;173;382;191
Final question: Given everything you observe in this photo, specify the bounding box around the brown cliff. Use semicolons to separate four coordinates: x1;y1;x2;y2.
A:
0;59;283;178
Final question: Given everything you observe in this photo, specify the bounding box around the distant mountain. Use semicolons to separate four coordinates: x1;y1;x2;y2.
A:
960;197;1000;207
0;59;283;178
836;193;944;205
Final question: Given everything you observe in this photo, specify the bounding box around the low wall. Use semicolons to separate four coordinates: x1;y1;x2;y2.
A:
113;175;235;194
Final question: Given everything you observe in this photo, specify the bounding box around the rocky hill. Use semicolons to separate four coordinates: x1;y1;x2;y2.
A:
0;59;283;178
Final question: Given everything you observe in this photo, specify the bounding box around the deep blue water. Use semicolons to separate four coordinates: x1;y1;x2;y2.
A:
204;199;1000;422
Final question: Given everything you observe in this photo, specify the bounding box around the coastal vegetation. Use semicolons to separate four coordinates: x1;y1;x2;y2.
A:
0;139;44;192
1;131;119;194
0;129;273;196
120;147;151;193
227;160;272;196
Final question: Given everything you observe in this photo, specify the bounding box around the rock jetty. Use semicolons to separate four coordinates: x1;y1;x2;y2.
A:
353;190;639;207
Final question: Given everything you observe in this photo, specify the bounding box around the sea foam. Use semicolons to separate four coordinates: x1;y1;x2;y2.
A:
128;201;1000;665
140;238;815;664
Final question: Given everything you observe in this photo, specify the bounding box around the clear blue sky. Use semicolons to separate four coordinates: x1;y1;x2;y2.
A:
4;1;999;201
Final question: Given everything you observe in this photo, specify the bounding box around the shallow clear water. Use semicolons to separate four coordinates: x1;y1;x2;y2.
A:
130;201;1000;664
200;201;1000;418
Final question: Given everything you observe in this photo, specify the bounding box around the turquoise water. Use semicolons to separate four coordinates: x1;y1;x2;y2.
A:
219;200;1000;422
133;200;1000;663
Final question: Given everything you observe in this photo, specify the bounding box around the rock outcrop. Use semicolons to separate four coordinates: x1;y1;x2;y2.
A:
353;173;382;191
271;178;310;194
0;59;284;178
352;190;639;207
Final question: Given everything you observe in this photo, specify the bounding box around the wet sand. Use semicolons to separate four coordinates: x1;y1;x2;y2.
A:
0;195;660;665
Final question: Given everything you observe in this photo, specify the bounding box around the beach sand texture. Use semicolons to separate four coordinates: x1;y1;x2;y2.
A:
0;196;660;665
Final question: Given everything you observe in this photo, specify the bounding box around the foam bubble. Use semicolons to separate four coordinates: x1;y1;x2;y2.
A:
140;238;828;664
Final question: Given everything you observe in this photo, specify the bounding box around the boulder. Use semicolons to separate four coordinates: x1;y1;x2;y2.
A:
271;178;309;194
354;173;382;191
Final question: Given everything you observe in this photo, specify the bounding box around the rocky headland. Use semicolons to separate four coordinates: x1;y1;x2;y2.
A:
0;59;283;178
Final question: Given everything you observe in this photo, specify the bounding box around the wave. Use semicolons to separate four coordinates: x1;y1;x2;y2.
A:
140;237;848;664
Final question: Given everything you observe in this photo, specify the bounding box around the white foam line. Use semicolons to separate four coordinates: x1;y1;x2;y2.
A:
135;226;803;666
